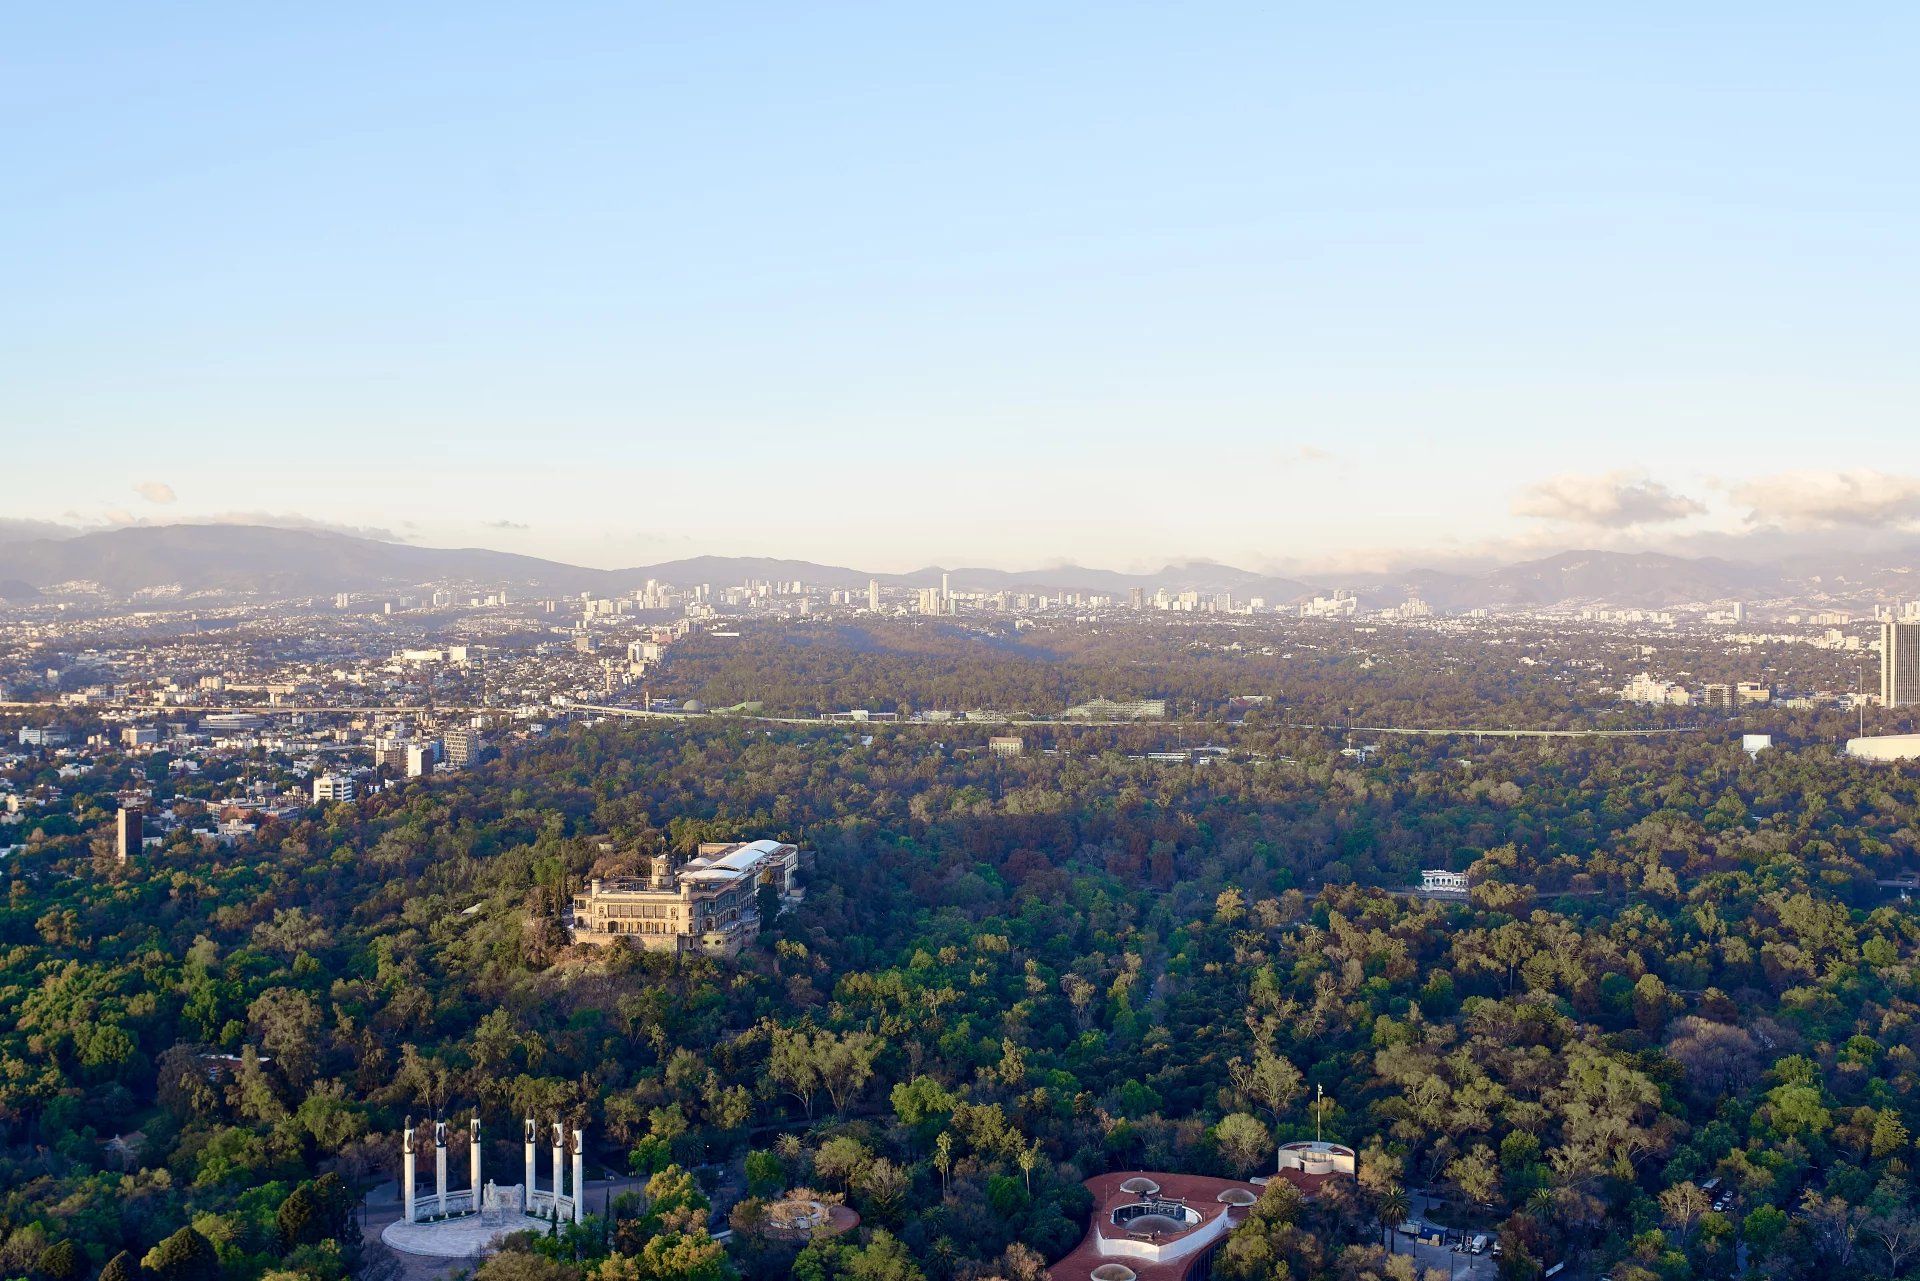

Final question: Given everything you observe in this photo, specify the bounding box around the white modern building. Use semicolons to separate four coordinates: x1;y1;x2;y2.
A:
313;773;357;803
1421;869;1469;894
1846;734;1920;763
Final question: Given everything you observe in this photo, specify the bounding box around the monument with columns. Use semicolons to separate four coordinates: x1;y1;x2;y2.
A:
382;1111;587;1258
522;1117;586;1223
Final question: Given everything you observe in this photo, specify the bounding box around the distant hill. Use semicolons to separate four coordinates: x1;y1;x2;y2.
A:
0;523;1915;611
1468;551;1781;609
0;529;1308;602
880;560;1309;602
0;525;609;596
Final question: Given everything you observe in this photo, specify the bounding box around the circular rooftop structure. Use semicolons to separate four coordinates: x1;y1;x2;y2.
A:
1118;1177;1161;1196
1123;1214;1186;1235
1090;1267;1138;1281
1217;1188;1258;1206
761;1196;860;1242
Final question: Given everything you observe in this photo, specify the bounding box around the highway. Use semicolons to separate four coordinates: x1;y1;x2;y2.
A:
2;698;1708;738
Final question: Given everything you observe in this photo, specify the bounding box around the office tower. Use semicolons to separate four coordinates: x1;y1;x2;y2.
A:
116;806;143;864
1885;621;1920;706
868;579;880;611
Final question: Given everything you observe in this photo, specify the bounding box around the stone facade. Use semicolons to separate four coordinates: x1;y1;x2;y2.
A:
571;840;800;956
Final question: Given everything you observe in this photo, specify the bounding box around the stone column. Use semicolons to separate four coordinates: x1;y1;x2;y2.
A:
470;1116;482;1200
523;1118;537;1212
402;1119;417;1224
551;1122;566;1217
571;1126;585;1224
434;1120;448;1217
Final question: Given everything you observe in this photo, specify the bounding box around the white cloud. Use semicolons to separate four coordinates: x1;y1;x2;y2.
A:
1276;444;1335;468
0;518;87;543
1731;469;1920;528
1512;471;1705;527
134;480;177;504
79;511;407;542
193;511;407;541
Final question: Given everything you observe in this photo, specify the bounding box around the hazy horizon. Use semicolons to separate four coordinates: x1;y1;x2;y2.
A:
8;6;1920;571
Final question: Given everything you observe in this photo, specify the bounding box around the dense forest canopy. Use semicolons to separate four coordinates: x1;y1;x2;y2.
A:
646;616;1882;731
6;627;1920;1281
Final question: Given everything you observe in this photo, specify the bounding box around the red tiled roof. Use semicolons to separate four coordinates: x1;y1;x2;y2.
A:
1048;1172;1264;1281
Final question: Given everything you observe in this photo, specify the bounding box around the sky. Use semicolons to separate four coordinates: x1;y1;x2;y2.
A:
5;4;1920;573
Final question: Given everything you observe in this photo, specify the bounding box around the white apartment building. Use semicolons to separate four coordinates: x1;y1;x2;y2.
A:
313;773;356;803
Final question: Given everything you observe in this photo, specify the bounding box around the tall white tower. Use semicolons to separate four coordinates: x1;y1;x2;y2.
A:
434;1120;448;1217
571;1126;586;1224
402;1118;417;1224
523;1118;537;1212
469;1116;482;1200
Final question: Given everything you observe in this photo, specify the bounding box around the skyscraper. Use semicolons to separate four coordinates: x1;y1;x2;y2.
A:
116;806;143;864
868;579;880;612
1885;621;1920;706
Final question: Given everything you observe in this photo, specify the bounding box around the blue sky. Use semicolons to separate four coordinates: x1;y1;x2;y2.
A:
5;4;1919;570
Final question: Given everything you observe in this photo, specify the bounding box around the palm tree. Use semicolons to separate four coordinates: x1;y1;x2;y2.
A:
1380;1186;1412;1252
934;1132;954;1200
1018;1143;1040;1197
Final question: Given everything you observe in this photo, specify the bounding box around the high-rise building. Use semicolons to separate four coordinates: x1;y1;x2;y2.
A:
116;806;143;864
1885;621;1920;707
444;727;484;768
868;579;881;612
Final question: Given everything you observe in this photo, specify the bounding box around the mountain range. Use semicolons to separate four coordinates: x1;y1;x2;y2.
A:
0;523;1915;612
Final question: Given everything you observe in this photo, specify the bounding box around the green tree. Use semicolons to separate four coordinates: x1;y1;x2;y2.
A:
142;1228;218;1281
